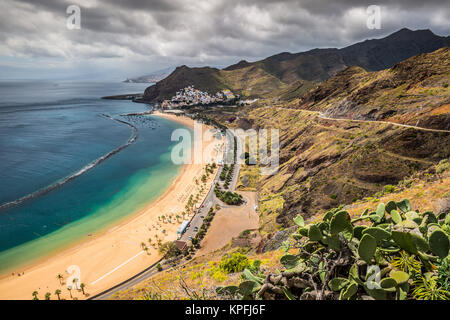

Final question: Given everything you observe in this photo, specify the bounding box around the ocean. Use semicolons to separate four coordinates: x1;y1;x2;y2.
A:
0;80;187;273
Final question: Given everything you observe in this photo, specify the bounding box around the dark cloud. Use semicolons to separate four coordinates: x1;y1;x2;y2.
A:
104;0;181;12
0;0;448;79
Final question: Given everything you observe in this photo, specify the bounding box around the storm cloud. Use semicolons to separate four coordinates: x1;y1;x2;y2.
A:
0;0;448;79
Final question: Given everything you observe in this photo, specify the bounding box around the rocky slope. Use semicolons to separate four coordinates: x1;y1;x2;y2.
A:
199;48;449;231
112;45;450;301
298;47;450;130
112;166;450;300
143;28;449;102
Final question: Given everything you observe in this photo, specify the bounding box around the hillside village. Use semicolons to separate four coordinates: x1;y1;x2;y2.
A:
160;86;238;109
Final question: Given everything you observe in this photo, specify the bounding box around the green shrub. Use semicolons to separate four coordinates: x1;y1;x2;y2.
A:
158;241;180;258
219;252;250;274
436;159;450;174
214;183;243;205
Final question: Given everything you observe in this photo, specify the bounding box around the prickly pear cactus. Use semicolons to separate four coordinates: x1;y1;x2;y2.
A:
223;199;450;300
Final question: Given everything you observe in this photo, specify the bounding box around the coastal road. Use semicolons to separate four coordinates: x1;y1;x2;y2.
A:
180;129;241;241
90;172;221;300
91;163;225;300
90;125;243;300
89;257;164;300
226;129;241;192
179;178;217;242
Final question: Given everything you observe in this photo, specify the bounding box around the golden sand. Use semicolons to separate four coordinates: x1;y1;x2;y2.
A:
0;112;222;300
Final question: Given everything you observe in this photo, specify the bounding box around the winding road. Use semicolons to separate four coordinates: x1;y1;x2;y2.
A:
89;106;449;300
90;127;242;300
267;106;450;133
317;112;450;133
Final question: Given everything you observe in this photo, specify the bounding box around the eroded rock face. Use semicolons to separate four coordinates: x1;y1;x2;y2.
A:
197;48;449;232
262;226;297;253
299;48;450;130
238;103;449;228
418;114;450;131
436;197;450;215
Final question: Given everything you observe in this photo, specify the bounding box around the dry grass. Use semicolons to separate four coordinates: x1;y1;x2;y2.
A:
111;250;284;300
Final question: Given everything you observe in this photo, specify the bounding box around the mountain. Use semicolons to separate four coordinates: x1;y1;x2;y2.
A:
143;28;449;102
339;28;450;71
143;65;225;101
191;47;450;230
124;67;173;83
112;47;450;301
299;47;450;130
223;59;252;71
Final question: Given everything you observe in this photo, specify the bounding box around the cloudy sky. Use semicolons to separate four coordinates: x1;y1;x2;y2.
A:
0;0;449;80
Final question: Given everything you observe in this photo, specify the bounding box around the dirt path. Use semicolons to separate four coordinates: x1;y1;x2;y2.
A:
381;149;434;165
317;114;450;133
265;106;450;133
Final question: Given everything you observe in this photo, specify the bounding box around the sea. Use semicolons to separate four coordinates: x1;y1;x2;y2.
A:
0;80;188;273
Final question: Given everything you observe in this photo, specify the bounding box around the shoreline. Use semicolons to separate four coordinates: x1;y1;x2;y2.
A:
0;114;139;212
0;112;222;300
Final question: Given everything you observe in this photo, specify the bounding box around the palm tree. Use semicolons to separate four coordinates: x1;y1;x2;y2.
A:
67;285;73;299
54;289;61;300
73;277;79;290
80;283;86;295
45;292;51;300
56;273;64;285
32;291;39;300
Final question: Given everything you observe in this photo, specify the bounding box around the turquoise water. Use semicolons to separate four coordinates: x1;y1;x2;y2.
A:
0;80;189;273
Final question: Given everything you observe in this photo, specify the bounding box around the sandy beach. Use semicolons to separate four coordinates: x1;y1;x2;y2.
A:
0;112;223;300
